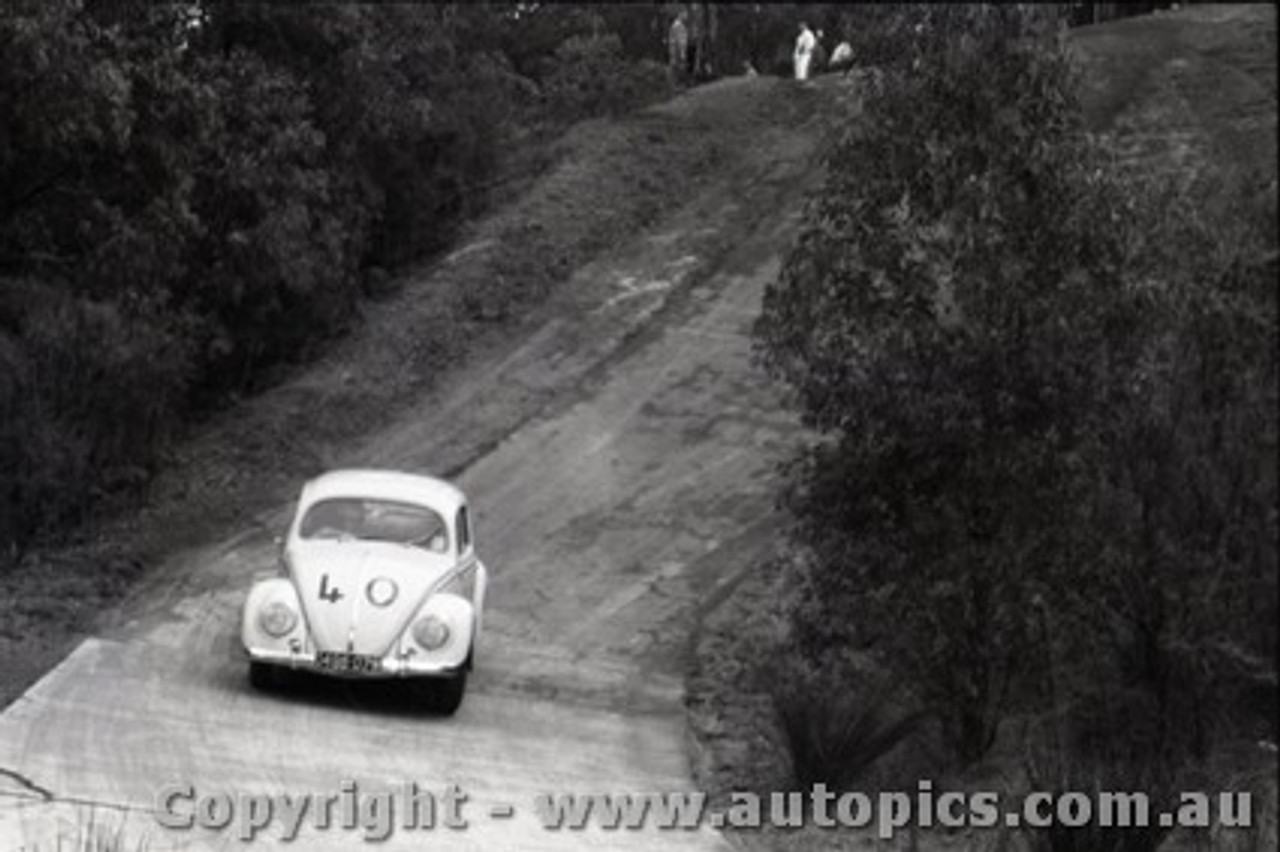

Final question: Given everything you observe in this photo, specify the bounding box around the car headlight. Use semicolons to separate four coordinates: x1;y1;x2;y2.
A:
259;601;298;637
412;615;450;650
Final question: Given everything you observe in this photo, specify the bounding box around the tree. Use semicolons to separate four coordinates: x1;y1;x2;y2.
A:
0;2;701;561
755;4;1274;768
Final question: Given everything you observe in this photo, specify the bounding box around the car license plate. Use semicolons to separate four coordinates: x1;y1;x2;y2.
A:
316;651;381;675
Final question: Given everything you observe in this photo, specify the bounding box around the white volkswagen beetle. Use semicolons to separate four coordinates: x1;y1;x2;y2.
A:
242;469;488;713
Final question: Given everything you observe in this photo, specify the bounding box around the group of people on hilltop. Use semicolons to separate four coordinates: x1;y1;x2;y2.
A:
667;11;855;85
793;21;854;80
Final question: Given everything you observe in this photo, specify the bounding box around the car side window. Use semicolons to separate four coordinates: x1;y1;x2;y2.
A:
457;505;471;553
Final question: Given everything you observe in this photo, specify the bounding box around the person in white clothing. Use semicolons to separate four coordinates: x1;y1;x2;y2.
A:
830;41;854;69
668;11;690;82
793;21;815;81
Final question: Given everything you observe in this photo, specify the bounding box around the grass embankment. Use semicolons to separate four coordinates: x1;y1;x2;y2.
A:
0;79;817;707
687;5;1276;850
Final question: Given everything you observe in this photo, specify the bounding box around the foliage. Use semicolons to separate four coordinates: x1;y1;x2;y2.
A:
770;648;925;792
754;0;1275;775
1059;208;1278;763
189;4;515;270
2;3;761;561
539;33;673;122
1023;747;1177;852
0;280;191;554
835;5;927;71
187;48;361;386
758;4;1102;765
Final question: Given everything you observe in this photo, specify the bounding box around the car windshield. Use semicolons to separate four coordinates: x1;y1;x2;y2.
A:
299;498;449;552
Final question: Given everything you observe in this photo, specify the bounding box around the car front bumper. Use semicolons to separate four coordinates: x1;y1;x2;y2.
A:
245;647;465;679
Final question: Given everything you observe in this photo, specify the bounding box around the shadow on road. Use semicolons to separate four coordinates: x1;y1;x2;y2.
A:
246;670;463;720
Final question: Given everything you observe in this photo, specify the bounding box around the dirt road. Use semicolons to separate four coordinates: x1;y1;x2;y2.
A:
0;78;833;850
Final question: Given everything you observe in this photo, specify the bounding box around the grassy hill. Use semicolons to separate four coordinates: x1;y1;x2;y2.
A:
1068;3;1276;233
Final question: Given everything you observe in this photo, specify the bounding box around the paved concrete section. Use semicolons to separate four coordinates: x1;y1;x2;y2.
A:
0;80;824;851
1;638;726;850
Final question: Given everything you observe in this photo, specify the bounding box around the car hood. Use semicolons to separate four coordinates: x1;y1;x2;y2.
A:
288;541;452;656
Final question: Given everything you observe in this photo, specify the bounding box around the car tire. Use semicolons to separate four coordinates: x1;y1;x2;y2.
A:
428;670;468;716
248;661;278;691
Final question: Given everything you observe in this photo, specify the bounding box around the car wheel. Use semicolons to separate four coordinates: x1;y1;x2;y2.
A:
428;670;468;716
248;661;278;691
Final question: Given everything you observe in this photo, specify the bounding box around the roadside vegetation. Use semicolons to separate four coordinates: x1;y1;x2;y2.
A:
0;2;683;562
692;4;1276;849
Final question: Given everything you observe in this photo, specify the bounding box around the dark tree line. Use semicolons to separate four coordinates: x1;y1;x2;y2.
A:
4;2;794;560
1;1;915;561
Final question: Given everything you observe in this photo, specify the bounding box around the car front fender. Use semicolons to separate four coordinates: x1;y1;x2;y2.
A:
242;576;306;652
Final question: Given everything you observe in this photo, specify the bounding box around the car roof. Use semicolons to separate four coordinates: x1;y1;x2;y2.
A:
299;469;467;517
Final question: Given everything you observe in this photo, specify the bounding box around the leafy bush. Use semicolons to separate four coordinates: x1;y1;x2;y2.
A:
756;5;1119;765
0;4;528;559
183;48;363;391
0;281;191;554
836;5;922;71
1;2;772;564
1023;748;1178;852
754;1;1275;775
770;649;925;792
540;33;673;123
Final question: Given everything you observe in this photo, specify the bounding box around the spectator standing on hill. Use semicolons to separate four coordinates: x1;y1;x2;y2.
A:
668;10;689;82
812;29;828;74
793;21;816;80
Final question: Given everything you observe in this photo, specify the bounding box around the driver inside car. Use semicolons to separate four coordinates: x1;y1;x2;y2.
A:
301;499;366;539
